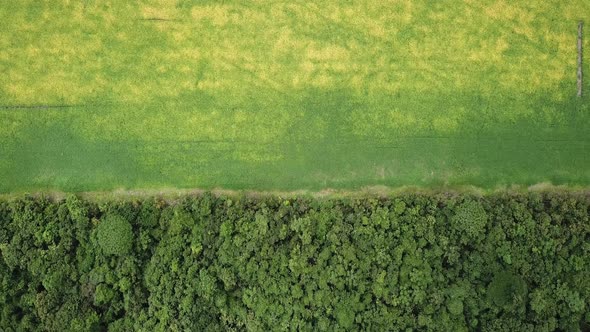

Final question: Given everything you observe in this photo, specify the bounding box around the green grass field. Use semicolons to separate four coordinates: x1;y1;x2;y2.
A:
1;1;589;192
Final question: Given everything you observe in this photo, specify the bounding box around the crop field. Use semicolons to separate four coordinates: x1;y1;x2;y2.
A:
0;1;589;192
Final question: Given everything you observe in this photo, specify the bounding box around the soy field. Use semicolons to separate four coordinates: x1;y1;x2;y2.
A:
1;1;589;192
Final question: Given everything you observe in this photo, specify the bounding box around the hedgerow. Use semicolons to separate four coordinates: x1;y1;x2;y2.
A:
0;192;588;331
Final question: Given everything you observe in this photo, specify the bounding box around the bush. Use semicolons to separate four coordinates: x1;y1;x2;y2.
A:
487;271;528;310
96;214;133;256
451;199;488;242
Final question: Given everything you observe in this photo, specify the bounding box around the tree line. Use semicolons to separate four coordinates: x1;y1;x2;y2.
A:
0;192;589;331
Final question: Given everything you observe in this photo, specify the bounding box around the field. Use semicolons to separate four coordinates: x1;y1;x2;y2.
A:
1;1;589;192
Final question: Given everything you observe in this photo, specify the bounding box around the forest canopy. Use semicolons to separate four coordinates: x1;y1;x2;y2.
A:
0;192;589;331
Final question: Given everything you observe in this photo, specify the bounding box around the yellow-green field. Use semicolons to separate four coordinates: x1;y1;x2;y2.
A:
0;1;589;192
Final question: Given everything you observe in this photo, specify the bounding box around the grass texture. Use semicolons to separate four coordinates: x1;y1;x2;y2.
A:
0;1;589;192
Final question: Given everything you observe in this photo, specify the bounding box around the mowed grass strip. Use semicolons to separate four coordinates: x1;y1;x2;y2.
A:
0;1;589;192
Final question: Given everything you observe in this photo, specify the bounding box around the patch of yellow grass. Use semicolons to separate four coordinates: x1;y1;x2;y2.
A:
310;74;333;88
191;5;231;27
432;112;462;134
141;0;179;20
306;43;349;61
272;27;307;59
390;110;420;132
367;22;388;38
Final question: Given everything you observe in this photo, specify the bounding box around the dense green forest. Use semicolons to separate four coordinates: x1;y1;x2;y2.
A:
0;192;589;331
